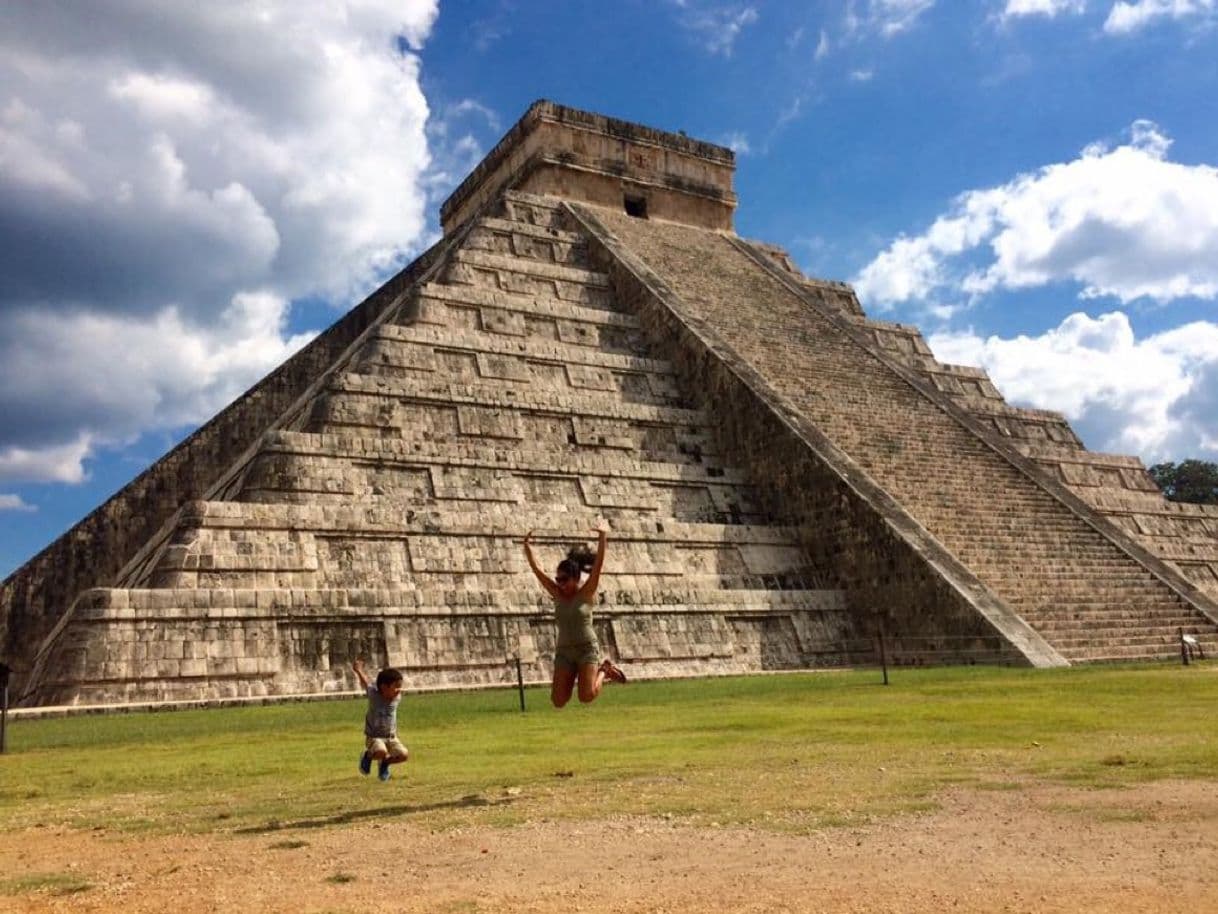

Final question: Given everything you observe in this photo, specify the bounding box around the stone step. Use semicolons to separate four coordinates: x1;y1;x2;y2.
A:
955;561;1150;579
950;541;1134;557
321;371;709;428
965;576;1160;598
1059;640;1218;662
1034;615;1211;633
957;556;1153;573
306;400;717;468
1014;596;1194;612
259;430;742;485
465;220;588;269
414;281;640;330
237;485;768;526
444;249;613;311
164;499;804;544
373;322;673;376
81;585;847;617
964;568;1164;583
451;248;609;289
996;587;1184;606
499;190;570;230
143;503;814;585
239;466;767;525
474;215;585;246
348;331;687;409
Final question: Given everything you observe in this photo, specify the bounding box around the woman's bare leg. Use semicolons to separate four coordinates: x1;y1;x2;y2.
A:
551;666;577;708
577;662;605;703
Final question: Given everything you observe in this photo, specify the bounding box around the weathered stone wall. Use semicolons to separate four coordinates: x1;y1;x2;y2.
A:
0;239;447;688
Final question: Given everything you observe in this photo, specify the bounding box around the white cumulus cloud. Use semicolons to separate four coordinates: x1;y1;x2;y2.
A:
0;1;438;484
854;121;1218;309
0;494;37;513
0;295;315;484
1104;0;1216;33
930;312;1218;461
1000;0;1087;19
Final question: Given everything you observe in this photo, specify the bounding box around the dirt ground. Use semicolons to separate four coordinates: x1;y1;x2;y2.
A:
3;780;1216;914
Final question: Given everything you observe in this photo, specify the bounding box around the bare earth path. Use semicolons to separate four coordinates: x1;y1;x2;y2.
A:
4;781;1216;913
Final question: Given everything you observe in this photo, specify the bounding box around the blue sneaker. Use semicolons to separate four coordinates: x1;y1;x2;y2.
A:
378;759;391;782
359;752;371;776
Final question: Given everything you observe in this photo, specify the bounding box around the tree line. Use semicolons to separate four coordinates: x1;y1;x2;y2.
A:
1148;460;1218;505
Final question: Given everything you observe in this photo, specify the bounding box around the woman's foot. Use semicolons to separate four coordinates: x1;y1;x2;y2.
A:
599;658;627;684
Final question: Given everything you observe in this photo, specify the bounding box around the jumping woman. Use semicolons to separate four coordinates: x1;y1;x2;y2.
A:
523;526;627;707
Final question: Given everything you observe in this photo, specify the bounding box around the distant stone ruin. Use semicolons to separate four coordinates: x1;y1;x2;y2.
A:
4;100;1217;708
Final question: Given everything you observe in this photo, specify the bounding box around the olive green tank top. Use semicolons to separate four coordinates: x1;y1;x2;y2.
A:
554;594;596;648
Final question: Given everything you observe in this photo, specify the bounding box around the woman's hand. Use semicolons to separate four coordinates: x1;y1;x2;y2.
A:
524;529;534;546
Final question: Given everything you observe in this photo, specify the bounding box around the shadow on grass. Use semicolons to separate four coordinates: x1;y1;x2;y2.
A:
236;793;517;834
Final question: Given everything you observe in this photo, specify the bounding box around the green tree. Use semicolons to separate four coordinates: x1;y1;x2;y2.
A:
1148;459;1218;505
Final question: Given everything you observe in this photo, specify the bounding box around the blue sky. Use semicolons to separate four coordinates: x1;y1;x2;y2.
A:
2;0;1217;578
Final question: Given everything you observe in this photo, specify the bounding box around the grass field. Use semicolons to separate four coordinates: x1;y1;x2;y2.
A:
3;664;1217;838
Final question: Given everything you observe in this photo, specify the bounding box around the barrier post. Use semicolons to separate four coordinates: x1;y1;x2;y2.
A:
877;618;890;686
0;662;10;754
514;656;526;712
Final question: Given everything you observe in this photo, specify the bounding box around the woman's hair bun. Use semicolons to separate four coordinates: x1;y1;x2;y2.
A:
566;543;596;573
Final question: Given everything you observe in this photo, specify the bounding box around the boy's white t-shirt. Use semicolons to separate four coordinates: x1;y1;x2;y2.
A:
364;685;400;738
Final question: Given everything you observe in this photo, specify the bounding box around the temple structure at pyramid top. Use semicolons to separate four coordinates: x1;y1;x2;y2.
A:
440;100;738;233
4;100;1217;710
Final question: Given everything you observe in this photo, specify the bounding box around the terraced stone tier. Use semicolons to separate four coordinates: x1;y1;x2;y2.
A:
443;248;614;310
131;499;822;590
237;432;764;524
27;584;854;706
411;281;649;354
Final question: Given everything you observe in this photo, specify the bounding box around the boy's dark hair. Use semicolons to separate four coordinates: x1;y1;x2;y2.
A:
557;543;596;579
376;667;404;690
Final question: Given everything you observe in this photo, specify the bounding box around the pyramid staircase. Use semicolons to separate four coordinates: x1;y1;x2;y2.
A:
578;205;1218;665
20;193;864;706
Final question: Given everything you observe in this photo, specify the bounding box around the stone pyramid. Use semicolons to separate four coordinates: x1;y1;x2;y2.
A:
4;101;1217;708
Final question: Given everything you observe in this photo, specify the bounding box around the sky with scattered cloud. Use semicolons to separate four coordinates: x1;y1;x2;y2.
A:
1;0;1216;576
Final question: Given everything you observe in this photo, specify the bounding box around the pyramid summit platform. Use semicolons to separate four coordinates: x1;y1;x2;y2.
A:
4;100;1217;708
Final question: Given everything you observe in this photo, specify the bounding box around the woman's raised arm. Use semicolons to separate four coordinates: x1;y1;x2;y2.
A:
523;530;562;600
577;527;608;601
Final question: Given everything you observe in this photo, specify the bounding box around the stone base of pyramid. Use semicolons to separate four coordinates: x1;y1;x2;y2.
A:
25;585;884;706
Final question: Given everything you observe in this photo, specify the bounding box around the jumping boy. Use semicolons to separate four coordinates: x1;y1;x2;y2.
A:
353;657;409;782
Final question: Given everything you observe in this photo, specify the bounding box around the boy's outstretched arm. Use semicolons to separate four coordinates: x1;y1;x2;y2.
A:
352;657;370;690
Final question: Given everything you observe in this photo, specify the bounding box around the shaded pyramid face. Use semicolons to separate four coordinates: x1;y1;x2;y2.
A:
18;192;868;707
6;100;1218;709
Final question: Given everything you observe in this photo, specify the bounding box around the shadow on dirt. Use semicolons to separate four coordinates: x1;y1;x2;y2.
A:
236;793;517;834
